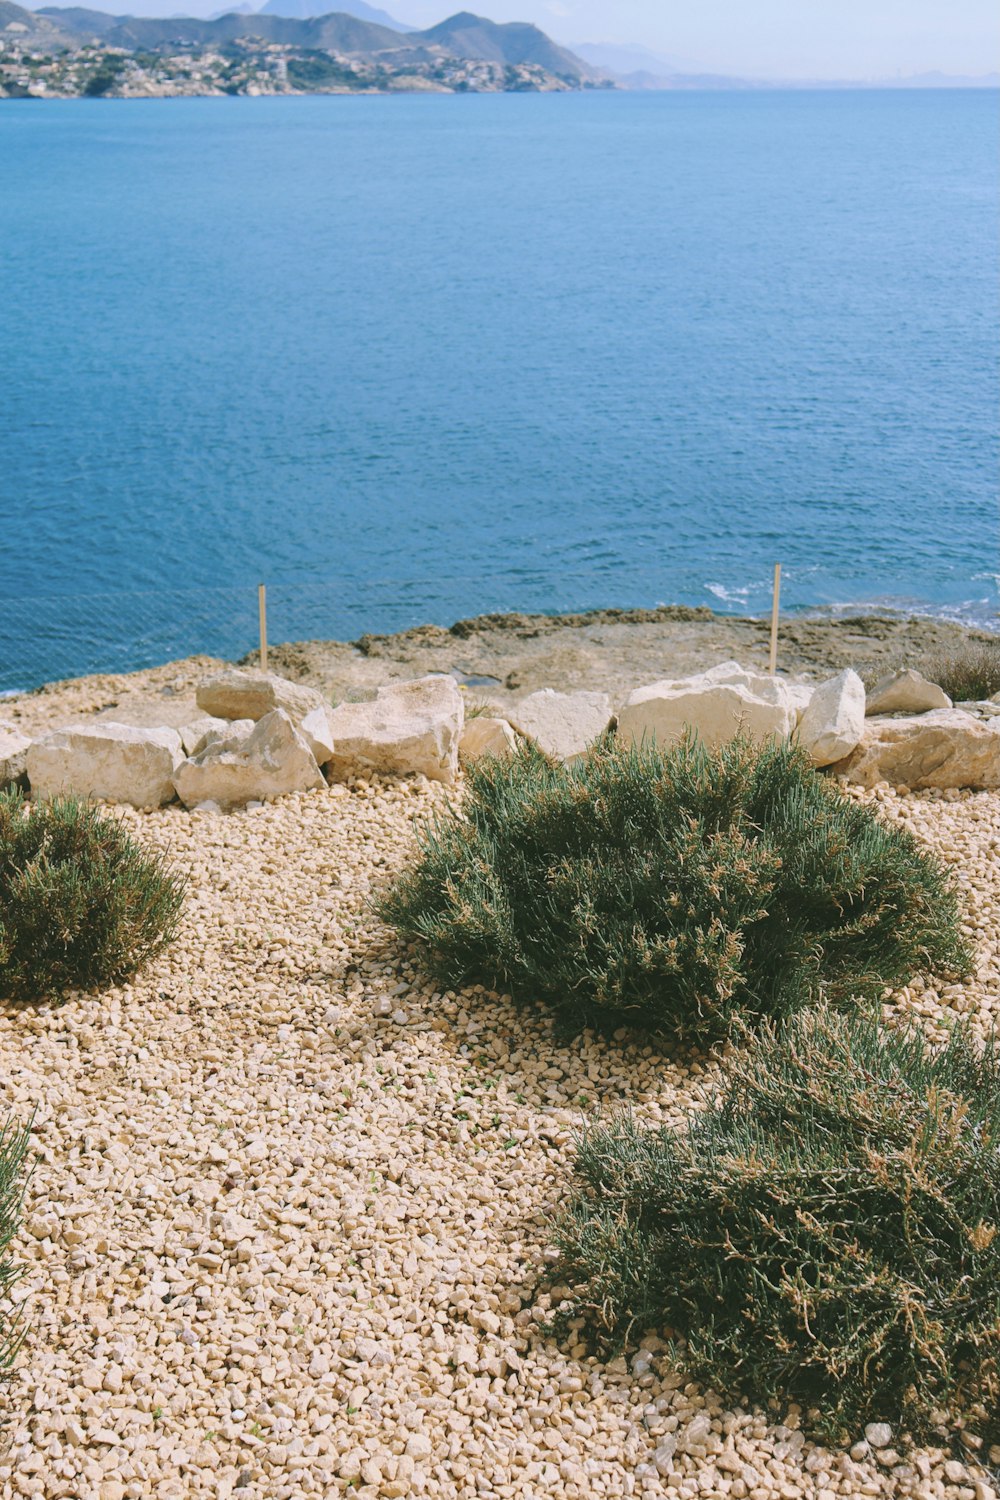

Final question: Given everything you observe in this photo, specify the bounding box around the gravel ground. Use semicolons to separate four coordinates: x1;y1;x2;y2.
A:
0;775;998;1500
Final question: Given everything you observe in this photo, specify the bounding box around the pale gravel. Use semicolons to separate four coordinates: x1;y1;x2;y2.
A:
0;773;997;1500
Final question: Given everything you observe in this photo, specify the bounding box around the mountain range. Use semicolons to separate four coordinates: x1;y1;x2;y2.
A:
257;0;412;28
14;2;595;77
5;1;998;89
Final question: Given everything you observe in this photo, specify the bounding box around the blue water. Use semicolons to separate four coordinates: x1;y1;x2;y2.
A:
1;90;997;688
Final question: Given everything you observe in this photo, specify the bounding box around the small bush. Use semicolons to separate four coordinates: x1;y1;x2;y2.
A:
862;639;1000;703
921;640;1000;703
0;1118;31;1384
555;1009;1000;1441
380;736;969;1042
0;790;185;1003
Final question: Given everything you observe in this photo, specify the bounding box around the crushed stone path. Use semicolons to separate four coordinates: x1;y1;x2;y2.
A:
0;777;997;1500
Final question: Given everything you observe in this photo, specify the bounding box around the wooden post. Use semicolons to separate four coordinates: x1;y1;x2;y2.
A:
258;583;268;672
768;564;781;676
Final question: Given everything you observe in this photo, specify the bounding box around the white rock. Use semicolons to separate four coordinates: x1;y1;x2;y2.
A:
866;668;952;716
833;709;1000;790
703;662;812;718
701;660;748;682
864;1424;893;1450
325;676;463;785
795;669;865;767
299;703;336;767
618;671;797;752
27;722;183;808
0;724;31;787
178;714;231;757
196;669;327;725
459;716;518;764
173;710;324;809
506;689;613;763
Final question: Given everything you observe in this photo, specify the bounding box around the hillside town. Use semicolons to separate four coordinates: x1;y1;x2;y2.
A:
0;37;587;95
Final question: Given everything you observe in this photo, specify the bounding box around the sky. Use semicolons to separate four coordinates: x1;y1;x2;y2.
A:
387;0;1000;80
27;0;1000;77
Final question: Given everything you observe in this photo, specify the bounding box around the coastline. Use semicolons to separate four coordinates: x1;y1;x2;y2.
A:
2;604;995;736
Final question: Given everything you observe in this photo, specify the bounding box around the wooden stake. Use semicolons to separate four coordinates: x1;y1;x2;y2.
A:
258;583;268;672
768;564;781;676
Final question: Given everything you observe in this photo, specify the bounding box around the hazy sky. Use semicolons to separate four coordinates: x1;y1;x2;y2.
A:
389;0;1000;79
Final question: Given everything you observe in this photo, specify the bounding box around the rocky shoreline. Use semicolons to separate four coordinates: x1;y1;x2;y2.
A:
4;607;995;740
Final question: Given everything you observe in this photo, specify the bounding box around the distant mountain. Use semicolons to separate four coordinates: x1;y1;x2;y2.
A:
258;0;413;30
209;0;254;15
2;0;76;45
46;6;403;47
573;40;702;77
419;12;593;76
35;5;596;78
880;69;1000;88
37;2;120;31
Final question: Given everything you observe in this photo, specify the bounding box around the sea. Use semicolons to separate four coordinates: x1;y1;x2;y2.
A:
1;88;997;690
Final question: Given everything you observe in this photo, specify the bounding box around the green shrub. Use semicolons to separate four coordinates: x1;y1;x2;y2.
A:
0;790;185;1004
0;1118;31;1383
380;736;969;1043
554;1008;1000;1441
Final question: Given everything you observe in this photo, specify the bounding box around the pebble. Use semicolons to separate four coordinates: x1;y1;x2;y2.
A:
0;756;995;1500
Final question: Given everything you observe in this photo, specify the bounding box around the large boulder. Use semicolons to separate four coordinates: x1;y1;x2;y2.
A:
325;676;463;784
832;709;1000;790
0;724;31;788
795;669;865;767
701;663;813;721
460;716;518;765
173;710;324;809
866;668;951;716
196;669;327;726
618;671;797;752
27;722;183;809
506;690;613;764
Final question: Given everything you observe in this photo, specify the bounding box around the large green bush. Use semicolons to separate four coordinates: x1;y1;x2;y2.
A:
555;1009;1000;1441
0;790;185;1003
380;736;969;1042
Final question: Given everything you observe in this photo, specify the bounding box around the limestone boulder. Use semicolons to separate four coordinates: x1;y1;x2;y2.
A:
299;703;336;768
173;710;324;810
460;716;518;765
866;668;951;716
27;722;183;809
0;724;31;788
618;672;797;752
325;676;463;785
795;669;865;767
702;662;813;720
196;669;326;726
832;709;1000;790
506;689;613;764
